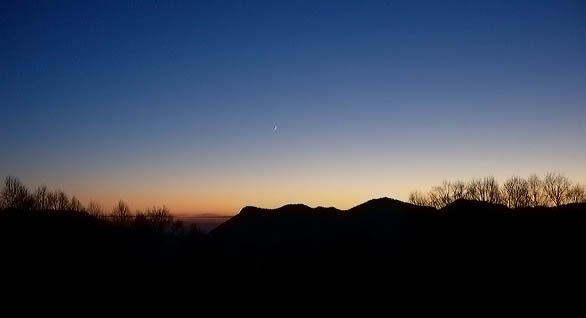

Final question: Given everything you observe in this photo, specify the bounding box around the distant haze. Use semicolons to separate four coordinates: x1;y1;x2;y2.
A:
178;214;231;233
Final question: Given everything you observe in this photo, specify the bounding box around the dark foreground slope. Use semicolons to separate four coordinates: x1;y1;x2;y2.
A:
0;209;208;284
2;199;586;288
210;198;586;284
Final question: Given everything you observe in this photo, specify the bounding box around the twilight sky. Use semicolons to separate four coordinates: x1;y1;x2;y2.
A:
1;1;585;214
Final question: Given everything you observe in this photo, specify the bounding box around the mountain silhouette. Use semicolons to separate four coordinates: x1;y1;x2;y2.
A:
3;198;586;289
209;198;586;282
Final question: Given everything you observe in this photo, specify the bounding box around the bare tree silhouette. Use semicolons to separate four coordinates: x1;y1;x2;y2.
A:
466;179;482;201
408;191;430;207
87;200;103;217
566;184;586;204
111;200;132;225
408;173;583;209
479;176;502;204
69;196;84;212
428;181;453;208
146;205;174;233
527;174;546;207
543;173;571;206
55;190;70;210
1;177;32;210
451;181;467;201
46;190;58;210
503;176;530;208
34;185;51;210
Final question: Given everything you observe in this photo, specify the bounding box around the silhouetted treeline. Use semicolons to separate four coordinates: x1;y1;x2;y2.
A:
3;174;586;292
0;176;206;286
409;173;586;209
0;176;192;234
1;176;92;212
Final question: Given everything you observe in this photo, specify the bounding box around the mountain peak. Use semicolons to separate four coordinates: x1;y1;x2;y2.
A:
348;197;408;212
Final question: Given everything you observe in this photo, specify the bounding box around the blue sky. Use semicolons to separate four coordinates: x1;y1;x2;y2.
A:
1;1;585;213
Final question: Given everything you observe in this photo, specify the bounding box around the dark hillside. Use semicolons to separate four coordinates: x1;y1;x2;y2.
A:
3;199;586;286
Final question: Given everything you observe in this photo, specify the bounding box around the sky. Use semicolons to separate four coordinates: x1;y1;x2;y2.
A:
1;0;585;214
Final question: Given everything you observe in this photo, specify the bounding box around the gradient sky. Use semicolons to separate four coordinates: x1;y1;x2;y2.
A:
1;1;585;214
